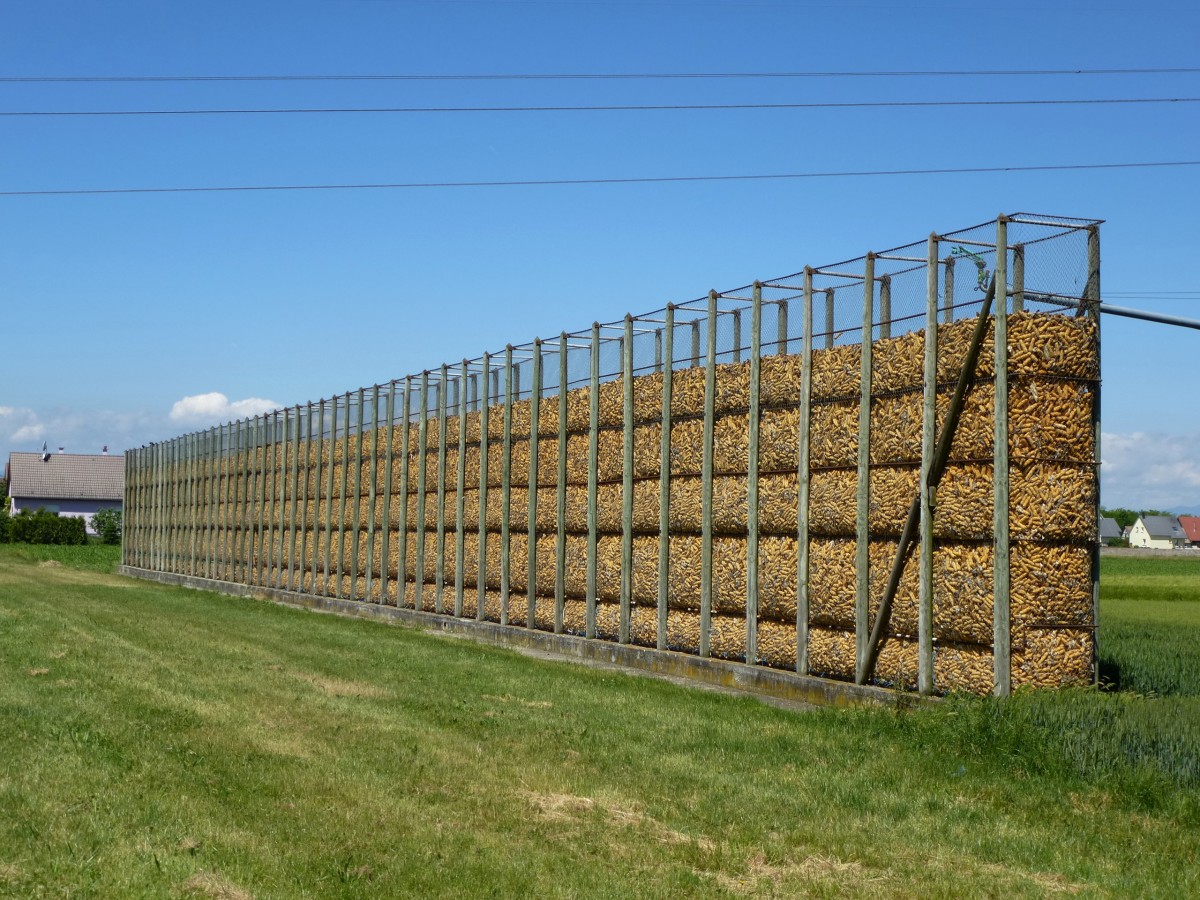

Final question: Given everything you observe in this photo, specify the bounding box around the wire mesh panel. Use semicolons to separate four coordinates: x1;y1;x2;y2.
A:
125;213;1101;698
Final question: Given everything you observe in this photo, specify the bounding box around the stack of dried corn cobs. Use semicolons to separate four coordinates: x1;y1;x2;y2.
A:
144;311;1097;695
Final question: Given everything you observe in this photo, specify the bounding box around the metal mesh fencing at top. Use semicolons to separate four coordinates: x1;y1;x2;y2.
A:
122;213;1102;697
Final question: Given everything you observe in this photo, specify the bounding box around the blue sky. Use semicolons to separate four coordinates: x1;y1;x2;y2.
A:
2;0;1199;510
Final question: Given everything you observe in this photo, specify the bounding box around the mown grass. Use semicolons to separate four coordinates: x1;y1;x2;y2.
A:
0;542;121;573
0;546;1197;897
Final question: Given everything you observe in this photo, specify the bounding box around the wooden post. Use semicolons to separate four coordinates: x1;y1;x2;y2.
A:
700;292;718;657
555;335;568;633
855;255;875;683
415;374;430;611
436;365;449;613
797;270;814;674
746;284;762;664
993;217;1011;697
620;316;634;644
919;235;939;695
1087;224;1101;685
381;384;396;604
456;363;468;616
337;396;351;597
658;306;675;651
501;347;514;625
586;324;600;639
477;355;490;622
528;340;543;629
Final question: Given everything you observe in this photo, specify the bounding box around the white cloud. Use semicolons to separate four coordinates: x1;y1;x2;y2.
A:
11;423;46;442
1101;431;1200;510
169;392;279;425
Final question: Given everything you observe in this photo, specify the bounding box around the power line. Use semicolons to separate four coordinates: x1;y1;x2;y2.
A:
4;67;1200;83
7;96;1200;117
4;160;1197;198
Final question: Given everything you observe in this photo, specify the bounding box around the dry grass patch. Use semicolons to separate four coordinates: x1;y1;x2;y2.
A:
286;670;387;699
179;870;254;900
713;850;873;895
522;790;715;850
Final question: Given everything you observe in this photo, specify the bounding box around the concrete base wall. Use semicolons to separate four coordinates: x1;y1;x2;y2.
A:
118;565;922;710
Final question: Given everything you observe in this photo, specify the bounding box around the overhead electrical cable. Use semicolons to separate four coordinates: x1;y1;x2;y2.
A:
3;159;1197;198
4;66;1200;83
6;96;1199;117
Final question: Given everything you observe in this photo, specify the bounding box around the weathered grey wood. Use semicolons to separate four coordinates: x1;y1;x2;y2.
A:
586;323;600;639
501;347;514;625
278;408;290;589
366;386;381;602
555;334;568;634
855;255;875;682
993;217;1011;697
943;257;955;323
350;390;365;599
776;296;789;354
477;355;490;621
1013;244;1025;313
289;405;302;592
323;396;337;595
797;270;814;674
700;291;718;658
657;305;674;651
398;378;412;607
732;308;742;363
381;384;396;605
528;340;542;630
919;235;939;694
456;363;468;617
824;288;835;350
746;284;762;664
436;365;449;613
337;396;351;596
312;404;324;593
691;320;701;367
879;275;892;339
416;374;430;611
620;317;634;644
188;432;199;577
1087;225;1102;685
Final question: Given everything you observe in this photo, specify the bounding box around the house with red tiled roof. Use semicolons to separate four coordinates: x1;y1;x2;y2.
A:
6;451;124;535
1180;515;1200;548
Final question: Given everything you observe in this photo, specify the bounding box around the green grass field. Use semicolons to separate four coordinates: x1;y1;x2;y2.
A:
1;547;1197;898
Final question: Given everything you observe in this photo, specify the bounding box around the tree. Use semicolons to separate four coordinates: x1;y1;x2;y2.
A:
91;507;123;545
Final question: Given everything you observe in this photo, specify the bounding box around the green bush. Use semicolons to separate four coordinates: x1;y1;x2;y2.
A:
0;505;10;543
90;507;122;545
9;508;88;545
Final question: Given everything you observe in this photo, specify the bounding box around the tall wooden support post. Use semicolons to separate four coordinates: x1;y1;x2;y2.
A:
415;374;430;612
797;271;815;674
209;425;220;580
528;340;543;630
879;275;892;339
1012;244;1025;313
337;395;351;597
298;406;311;591
277;408;290;589
226;427;239;580
746;284;763;664
777;296;789;354
476;356;490;621
943;256;955;323
691;320;701;367
242;419;255;583
653;328;663;372
620;316;634;644
555;335;569;633
732;308;742;363
855;255;875;683
323;396;337;595
919;235;940;695
586;324;600;639
455;363;468;616
657;306;675;651
289;404;302;591
1086;225;1101;684
699;291;718;657
350;389;365;599
436;365;449;613
312;404;324;593
993;216;1012;697
186;433;197;577
366;386;381;602
397;378;413;607
824;288;835;350
500;347;515;625
381;383;396;605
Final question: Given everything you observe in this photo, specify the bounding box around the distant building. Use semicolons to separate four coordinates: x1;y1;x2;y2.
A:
1098;516;1123;545
1128;514;1188;550
6;451;124;535
1180;515;1200;548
